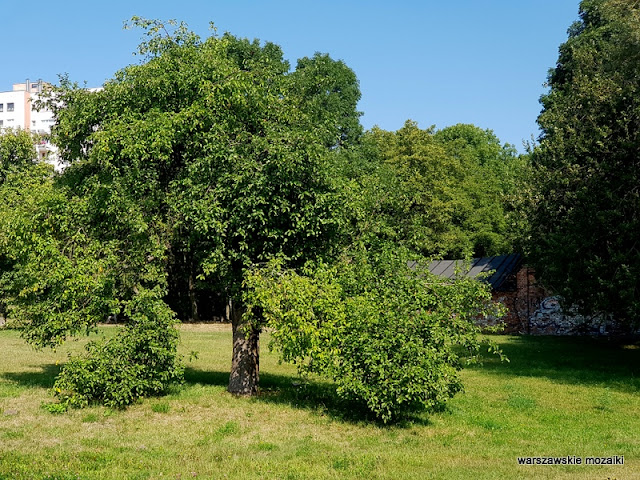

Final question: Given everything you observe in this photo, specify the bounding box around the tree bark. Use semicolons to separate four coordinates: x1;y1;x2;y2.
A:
228;301;260;395
188;268;200;322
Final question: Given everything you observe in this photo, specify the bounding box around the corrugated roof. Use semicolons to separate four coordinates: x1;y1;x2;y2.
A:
427;254;522;290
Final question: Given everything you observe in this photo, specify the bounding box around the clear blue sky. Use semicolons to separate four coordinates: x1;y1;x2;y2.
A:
2;1;580;151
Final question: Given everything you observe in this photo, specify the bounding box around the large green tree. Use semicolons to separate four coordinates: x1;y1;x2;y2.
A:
530;0;640;325
289;53;363;149
6;18;361;400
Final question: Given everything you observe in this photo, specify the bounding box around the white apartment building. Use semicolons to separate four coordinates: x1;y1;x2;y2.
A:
0;79;59;167
0;79;56;133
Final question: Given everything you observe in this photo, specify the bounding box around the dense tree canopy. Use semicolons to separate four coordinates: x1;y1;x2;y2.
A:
530;0;640;325
242;120;517;421
332;120;527;259
288;53;363;149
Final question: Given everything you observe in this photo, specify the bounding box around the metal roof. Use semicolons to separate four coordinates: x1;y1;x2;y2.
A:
427;254;522;290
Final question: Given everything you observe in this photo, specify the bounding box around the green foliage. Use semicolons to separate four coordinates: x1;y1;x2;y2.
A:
288;53;363;148
45;19;357;313
241;117;520;420
0;163;149;347
0;130;47;320
0;18;362;405
0;128;39;184
332;121;528;260
0;161;182;405
0;18;520;417
41;402;68;414
433;124;533;254
531;0;640;324
244;249;505;423
53;290;183;408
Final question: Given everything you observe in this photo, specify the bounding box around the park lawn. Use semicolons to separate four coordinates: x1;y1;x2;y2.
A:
0;324;638;480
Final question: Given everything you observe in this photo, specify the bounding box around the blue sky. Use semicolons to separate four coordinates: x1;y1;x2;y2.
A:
2;1;580;151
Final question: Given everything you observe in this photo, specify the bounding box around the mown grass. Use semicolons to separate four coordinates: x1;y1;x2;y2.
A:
0;324;638;479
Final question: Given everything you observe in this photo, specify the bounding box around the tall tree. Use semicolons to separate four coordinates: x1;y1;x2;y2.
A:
335;121;524;260
433;124;532;256
9;18;361;401
531;0;640;324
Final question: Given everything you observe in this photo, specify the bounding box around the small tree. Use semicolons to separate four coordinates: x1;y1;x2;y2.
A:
0;158;183;406
244;247;505;423
0;129;48;321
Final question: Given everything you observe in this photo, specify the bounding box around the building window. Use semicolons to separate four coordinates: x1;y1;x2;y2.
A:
0;120;3;127
0;103;3;112
7;103;14;112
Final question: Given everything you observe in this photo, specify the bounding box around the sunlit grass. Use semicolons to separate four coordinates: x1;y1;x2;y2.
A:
0;325;638;479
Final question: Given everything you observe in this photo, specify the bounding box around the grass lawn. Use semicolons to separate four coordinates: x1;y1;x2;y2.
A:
0;324;638;479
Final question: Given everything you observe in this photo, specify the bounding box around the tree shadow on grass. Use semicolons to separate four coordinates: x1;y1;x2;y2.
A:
184;367;229;387
183;366;431;427
1;364;62;389
471;335;640;393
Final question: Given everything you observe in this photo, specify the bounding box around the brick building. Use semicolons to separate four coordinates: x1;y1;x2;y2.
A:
428;255;544;333
428;255;640;335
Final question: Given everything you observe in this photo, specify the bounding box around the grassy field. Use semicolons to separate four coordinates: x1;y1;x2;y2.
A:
0;324;638;480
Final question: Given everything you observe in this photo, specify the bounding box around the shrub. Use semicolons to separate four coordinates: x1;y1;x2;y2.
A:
53;290;183;408
244;248;505;422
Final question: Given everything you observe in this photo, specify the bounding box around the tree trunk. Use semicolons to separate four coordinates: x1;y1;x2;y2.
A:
228;301;260;395
188;269;200;322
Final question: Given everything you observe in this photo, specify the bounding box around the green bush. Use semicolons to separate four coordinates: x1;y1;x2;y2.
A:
244;248;505;423
53;290;183;408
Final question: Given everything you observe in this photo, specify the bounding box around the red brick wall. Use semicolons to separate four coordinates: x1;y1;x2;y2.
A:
492;266;547;334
